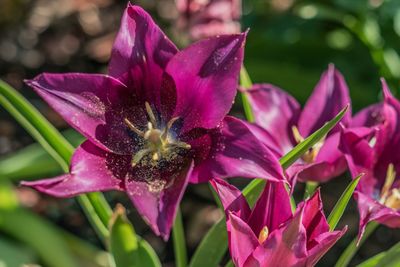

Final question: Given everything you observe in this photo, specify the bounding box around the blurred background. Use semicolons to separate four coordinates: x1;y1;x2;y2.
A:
0;0;400;266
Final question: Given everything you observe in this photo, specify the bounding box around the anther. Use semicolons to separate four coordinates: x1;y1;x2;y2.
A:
258;226;269;244
145;102;157;127
381;163;396;199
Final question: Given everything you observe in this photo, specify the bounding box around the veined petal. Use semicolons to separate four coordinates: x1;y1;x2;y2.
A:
167;33;246;132
298;64;351;137
109;4;178;105
305;227;347;267
339;127;377;195
189;116;285;183
243;84;300;155
210;178;251;220
228;213;260;267
256;207;308;267
247;182;292;235
301;190;330;250
25;73;141;154
125;161;194;241
21;141;124;197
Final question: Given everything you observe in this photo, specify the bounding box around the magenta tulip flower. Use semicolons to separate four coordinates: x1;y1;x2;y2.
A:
211;179;346;267
21;4;285;240
340;79;400;240
243;65;351;184
176;0;241;41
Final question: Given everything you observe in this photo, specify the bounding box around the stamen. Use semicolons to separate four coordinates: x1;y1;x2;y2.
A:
131;148;152;167
381;163;396;198
168;141;191;150
145;102;157;127
124;118;145;137
161;117;179;140
258;226;269;244
292;126;304;143
384;189;400;210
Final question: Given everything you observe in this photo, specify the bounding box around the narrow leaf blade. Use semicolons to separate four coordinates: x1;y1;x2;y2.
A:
328;174;362;231
189;107;349;267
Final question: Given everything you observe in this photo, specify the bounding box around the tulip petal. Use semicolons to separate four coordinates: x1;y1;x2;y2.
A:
355;192;400;240
25;73;144;155
228;213;260;267
301;190;330;250
247;182;292;235
167;33;246;132
125;161;194;240
109;4;178;105
210;178;251;220
305;227;347;266
21;141;124;197
339;127;377;195
298;64;351;137
254;208;308;267
189;116;285;183
243;84;300;155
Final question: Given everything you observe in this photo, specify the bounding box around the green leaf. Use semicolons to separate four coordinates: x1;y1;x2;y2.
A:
0;129;83;181
328;174;362;231
357;240;400;267
239;67;255;122
335;222;379;267
109;204;139;267
109;204;161;267
189;107;349;267
0;207;78;267
172;209;188;267
189;219;228;267
0;238;37;267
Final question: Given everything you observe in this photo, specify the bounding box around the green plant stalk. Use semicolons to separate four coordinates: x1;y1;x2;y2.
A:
173;209;187;267
239;66;255;122
0;80;110;241
303;181;319;199
335;222;379;267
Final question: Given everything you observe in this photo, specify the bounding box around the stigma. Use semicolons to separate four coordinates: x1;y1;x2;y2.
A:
379;163;400;210
124;102;191;167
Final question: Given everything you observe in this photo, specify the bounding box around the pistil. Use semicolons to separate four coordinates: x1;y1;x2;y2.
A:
124;102;191;167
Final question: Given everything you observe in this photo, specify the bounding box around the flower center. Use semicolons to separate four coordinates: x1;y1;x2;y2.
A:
292;126;325;163
124;102;191;167
379;163;400;210
258;226;269;244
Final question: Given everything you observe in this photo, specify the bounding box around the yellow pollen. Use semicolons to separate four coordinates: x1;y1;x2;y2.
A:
380;163;400;210
124;103;191;167
292;126;325;163
258;226;269;244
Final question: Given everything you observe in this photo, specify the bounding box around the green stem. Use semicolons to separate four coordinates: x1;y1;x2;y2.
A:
335;222;379;267
173;209;187;267
239;66;255;122
303;181;319;199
